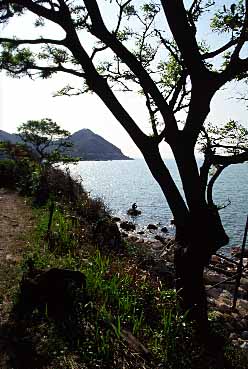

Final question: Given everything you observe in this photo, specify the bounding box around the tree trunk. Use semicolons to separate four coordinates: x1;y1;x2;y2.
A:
142;142;229;334
175;206;229;335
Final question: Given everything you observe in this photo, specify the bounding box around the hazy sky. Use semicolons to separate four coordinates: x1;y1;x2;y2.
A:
0;1;247;158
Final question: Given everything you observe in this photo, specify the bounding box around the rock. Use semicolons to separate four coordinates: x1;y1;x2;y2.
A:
240;319;248;330
137;231;145;235
231;247;248;258
241;331;248;340
128;236;139;242
17;267;86;318
112;217;121;222
95;218;121;248
154;235;165;243
240;277;248;291
240;342;248;352
213;290;233;313
231;246;241;257
147;224;158;230
152;262;174;286
237;299;248;316
220;290;233;302
161;227;168;233
204;270;226;285
232;340;240;347
206;287;222;300
127;208;141;216
229;332;239;340
120;221;136;232
214;301;232;313
210;255;222;265
150;241;164;250
243;258;248;267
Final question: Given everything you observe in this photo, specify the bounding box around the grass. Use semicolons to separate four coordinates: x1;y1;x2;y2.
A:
1;150;247;368
12;201;197;368
8;200;248;368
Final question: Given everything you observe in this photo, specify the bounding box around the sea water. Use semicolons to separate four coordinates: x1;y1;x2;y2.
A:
69;159;248;253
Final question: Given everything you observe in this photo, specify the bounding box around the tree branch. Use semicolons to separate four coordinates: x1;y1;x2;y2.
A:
169;71;187;109
0;37;66;46
202;39;237;60
83;0;178;137
230;0;248;62
212;151;248;165
3;62;85;78
7;0;62;24
207;164;228;207
160;0;210;80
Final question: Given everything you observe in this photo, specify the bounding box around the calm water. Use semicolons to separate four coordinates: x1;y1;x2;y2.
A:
69;159;248;253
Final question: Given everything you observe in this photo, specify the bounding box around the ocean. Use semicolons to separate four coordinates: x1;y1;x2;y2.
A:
69;159;248;254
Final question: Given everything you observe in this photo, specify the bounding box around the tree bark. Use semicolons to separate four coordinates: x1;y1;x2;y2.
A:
143;141;229;333
174;206;229;335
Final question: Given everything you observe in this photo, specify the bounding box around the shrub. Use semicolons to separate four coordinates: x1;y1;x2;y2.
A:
0;159;16;188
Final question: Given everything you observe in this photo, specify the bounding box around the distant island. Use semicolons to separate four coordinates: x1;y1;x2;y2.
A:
0;128;132;161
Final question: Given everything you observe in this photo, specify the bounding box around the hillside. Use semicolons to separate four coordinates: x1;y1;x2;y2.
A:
0;128;132;161
68;129;131;160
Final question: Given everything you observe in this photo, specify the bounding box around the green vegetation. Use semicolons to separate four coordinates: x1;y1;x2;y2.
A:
17;118;77;165
15;203;197;369
1;0;248;332
0;146;246;369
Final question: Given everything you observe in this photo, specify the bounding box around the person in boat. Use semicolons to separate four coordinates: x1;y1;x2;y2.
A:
132;203;137;210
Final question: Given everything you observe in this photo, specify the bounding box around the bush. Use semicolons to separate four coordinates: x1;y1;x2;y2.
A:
0;159;16;188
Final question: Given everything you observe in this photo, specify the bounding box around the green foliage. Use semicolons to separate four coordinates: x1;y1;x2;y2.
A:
17;118;76;165
158;54;183;90
0;158;16;187
200;120;248;155
19;192;196;367
211;1;245;34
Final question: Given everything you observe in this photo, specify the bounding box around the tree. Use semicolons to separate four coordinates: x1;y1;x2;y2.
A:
1;0;248;334
17;118;75;165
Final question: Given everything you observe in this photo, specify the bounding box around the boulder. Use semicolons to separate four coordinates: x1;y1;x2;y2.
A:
17;267;86;318
127;208;141;216
210;255;222;265
127;203;141;216
95;218;121;248
147;224;158;230
154;235;165;243
231;247;248;258
206;287;222;300
204;270;227;285
214;301;232;313
241;331;248;340
237;299;248;316
240;277;248;291
120;221;136;232
161;227;168;233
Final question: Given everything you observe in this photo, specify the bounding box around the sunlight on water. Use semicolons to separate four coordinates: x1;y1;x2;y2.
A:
69;159;248;251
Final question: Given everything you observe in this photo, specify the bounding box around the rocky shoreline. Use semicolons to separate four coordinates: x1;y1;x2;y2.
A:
112;215;248;358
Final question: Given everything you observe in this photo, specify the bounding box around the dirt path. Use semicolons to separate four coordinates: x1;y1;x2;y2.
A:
0;188;35;368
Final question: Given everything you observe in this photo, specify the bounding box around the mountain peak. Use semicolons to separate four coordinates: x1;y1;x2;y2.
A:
69;129;132;160
0;128;132;161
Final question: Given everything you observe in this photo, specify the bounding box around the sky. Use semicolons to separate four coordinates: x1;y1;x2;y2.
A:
0;1;247;158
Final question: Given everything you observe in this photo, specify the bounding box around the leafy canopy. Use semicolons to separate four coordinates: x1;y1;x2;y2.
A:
0;0;247;218
17;118;76;165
